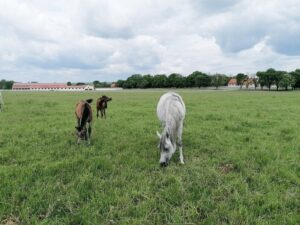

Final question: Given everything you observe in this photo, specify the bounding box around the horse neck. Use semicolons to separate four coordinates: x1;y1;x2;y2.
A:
100;100;106;108
163;118;176;142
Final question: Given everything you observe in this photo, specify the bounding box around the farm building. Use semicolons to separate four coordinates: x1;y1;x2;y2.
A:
228;78;238;87
12;83;94;91
110;83;117;88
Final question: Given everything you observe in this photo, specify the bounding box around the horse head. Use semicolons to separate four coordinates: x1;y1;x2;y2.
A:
75;126;87;140
156;129;176;167
101;95;112;102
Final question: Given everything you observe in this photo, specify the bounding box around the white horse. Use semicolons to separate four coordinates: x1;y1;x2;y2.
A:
156;92;186;166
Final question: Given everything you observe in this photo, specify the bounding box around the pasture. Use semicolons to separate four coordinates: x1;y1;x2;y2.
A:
0;90;299;225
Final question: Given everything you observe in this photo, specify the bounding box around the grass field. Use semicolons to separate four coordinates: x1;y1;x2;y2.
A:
0;90;299;225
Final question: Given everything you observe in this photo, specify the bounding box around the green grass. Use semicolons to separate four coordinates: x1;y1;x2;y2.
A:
0;90;299;225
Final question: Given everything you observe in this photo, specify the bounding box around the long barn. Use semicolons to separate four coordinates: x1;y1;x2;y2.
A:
12;83;94;91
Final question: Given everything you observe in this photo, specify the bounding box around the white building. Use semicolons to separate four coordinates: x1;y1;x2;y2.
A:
12;83;94;91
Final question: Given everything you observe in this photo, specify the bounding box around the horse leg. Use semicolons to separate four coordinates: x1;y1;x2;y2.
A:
76;118;80;144
85;126;89;145
97;109;99;119
101;109;104;118
177;121;184;164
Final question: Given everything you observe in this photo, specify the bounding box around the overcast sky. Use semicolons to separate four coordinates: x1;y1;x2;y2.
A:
0;0;300;82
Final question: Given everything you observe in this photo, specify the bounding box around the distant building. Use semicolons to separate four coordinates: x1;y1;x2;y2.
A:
110;83;117;88
243;78;256;89
228;79;238;87
12;83;94;91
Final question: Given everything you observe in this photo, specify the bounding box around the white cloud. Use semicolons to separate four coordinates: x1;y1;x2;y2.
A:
0;0;300;82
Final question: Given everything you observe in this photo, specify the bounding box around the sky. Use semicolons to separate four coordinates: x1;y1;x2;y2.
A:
0;0;300;82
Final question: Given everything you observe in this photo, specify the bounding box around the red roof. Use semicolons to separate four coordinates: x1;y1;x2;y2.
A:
228;79;237;85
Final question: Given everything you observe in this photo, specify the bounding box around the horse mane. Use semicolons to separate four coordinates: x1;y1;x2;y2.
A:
79;102;91;129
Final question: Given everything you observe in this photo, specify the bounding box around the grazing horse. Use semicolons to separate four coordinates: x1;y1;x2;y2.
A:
75;99;93;144
96;95;112;118
156;92;186;167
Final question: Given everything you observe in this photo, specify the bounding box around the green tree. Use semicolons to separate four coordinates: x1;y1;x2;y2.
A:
137;77;149;89
252;77;259;90
197;74;212;87
187;71;211;88
116;80;125;88
142;75;153;88
290;69;300;89
236;73;248;89
123;74;143;88
223;76;231;86
256;71;266;90
264;68;276;91
273;70;285;91
279;73;295;90
0;80;14;89
152;74;168;88
211;74;225;89
167;73;185;88
93;80;101;88
100;82;111;88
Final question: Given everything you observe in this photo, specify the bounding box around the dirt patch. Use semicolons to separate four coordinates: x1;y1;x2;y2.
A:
218;163;235;174
1;216;20;225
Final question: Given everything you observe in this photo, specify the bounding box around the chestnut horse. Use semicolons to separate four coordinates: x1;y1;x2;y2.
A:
96;95;112;118
75;99;93;144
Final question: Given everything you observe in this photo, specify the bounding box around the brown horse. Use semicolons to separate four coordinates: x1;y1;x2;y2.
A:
75;99;93;144
96;95;112;118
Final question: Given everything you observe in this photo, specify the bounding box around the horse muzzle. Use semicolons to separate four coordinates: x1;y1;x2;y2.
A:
160;161;169;167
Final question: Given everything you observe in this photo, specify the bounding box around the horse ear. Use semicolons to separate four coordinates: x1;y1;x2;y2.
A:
156;131;161;139
86;99;93;103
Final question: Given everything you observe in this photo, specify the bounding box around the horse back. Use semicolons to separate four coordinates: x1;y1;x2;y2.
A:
157;92;185;122
96;98;107;110
75;101;93;122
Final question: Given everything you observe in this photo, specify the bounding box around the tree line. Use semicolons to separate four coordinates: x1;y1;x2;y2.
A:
116;72;230;89
2;68;300;90
116;68;300;90
236;69;300;91
256;68;300;90
66;81;111;88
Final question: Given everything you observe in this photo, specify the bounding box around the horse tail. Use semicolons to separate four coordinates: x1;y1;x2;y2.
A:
80;103;90;128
